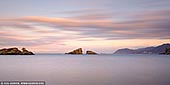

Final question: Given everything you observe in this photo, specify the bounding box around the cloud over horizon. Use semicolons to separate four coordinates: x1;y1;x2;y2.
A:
0;0;170;53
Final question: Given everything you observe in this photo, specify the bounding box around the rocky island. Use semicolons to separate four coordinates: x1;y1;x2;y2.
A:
65;48;97;55
65;48;83;54
0;47;34;55
86;50;97;54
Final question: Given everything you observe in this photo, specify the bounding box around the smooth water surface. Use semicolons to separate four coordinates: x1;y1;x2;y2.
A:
0;54;170;85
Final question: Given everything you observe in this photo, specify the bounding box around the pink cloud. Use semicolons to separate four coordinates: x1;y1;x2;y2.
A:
0;9;169;52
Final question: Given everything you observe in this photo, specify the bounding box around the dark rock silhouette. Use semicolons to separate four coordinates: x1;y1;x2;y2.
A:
22;48;34;55
114;43;170;54
160;48;170;55
65;48;83;54
0;48;22;55
86;50;97;54
0;47;34;55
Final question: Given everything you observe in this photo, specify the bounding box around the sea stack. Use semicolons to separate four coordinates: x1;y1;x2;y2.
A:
0;47;34;55
65;48;83;54
86;50;97;54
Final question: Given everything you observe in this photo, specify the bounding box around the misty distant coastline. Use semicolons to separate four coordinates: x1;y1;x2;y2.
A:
114;43;170;54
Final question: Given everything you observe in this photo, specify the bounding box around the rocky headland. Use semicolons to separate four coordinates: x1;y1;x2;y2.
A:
0;47;34;55
160;48;170;55
114;43;170;54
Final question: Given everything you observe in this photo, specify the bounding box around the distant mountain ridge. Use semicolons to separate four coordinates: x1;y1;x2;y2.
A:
114;43;170;54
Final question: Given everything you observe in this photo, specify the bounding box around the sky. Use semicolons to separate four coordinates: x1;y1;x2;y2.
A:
0;0;170;53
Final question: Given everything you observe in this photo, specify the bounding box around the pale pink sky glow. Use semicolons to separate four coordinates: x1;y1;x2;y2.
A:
0;0;170;53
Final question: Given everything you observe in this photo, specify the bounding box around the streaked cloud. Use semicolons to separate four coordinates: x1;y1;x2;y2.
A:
0;0;170;53
138;0;170;7
0;10;170;41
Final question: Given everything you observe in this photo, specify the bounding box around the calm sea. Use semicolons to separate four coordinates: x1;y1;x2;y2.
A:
0;54;170;85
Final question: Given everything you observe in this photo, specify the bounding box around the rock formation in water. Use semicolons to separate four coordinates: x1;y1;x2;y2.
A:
86;50;97;54
65;48;83;54
0;47;34;55
21;48;34;55
114;43;170;54
160;48;170;55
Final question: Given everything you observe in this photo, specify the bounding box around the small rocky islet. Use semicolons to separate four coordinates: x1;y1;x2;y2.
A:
0;47;34;55
86;50;97;54
0;47;97;55
65;48;97;55
65;48;83;54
